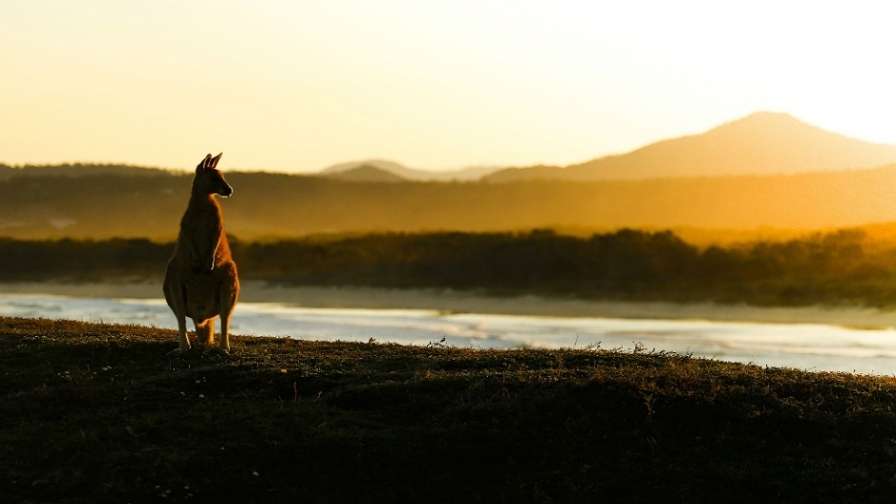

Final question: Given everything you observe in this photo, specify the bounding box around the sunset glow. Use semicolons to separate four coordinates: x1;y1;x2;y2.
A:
3;0;896;171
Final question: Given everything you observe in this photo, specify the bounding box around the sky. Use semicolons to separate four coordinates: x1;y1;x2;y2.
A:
3;0;896;172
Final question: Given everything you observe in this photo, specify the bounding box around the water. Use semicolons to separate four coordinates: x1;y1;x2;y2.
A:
2;292;896;375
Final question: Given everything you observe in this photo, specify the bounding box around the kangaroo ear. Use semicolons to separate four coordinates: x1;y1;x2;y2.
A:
196;153;212;173
208;152;223;170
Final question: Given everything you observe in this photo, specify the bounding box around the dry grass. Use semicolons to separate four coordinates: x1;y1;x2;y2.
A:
2;316;896;502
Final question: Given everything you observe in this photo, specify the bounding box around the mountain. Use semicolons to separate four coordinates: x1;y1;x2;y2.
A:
485;112;896;182
323;164;407;183
322;159;500;181
323;160;413;178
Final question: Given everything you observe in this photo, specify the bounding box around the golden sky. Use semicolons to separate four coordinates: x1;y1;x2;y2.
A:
2;0;896;172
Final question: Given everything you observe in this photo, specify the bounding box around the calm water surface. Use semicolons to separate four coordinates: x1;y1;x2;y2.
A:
3;292;896;375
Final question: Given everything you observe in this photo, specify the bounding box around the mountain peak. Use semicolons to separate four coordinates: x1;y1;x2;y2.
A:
712;111;808;132
323;164;406;183
484;112;896;183
322;159;409;175
738;110;799;122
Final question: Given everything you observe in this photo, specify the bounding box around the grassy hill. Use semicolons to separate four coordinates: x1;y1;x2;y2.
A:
3;317;896;502
486;112;896;181
8;167;896;239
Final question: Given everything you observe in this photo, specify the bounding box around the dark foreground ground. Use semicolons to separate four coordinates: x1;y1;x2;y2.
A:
3;317;896;503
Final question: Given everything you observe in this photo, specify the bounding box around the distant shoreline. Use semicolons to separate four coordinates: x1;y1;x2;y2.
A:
1;280;894;330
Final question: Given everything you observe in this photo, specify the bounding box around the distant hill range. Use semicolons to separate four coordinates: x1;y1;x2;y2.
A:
322;164;407;183
11;112;896;184
10;111;896;239
321;159;500;181
484;112;896;182
0;160;500;182
0;163;169;180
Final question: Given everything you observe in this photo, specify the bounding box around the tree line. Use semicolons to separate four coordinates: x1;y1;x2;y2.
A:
1;228;894;307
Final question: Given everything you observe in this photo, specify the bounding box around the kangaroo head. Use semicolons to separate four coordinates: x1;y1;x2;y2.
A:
193;153;234;198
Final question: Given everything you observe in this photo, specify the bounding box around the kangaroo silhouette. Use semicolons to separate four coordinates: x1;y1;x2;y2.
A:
164;153;240;352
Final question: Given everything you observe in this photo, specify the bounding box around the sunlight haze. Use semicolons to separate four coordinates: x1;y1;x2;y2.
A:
3;0;896;172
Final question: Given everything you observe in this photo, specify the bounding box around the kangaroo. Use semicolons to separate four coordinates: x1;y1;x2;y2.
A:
164;153;240;353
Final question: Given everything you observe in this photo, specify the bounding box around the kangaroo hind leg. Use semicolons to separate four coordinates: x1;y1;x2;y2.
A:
218;285;238;353
164;280;191;352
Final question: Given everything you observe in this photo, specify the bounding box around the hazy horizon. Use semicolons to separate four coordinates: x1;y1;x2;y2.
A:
1;110;894;175
5;1;896;172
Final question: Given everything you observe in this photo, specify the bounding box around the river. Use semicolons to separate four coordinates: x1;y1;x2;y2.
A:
2;288;896;375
